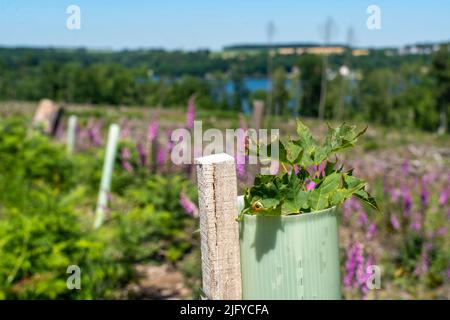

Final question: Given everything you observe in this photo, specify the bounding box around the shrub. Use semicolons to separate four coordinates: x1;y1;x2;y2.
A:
241;121;379;218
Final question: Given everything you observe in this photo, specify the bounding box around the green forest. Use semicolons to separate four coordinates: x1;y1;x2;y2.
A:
0;45;449;133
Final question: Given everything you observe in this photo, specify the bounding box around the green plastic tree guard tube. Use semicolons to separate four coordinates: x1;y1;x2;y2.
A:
237;196;342;300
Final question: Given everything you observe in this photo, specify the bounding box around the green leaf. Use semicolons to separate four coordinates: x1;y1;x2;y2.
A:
355;189;381;212
308;172;341;211
284;140;303;164
240;121;379;218
296;120;315;146
281;173;309;214
290;120;318;167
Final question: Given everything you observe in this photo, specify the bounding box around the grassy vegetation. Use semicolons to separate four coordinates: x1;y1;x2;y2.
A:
0;101;449;299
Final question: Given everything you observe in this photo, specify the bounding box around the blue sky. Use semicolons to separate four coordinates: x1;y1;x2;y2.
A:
0;0;449;50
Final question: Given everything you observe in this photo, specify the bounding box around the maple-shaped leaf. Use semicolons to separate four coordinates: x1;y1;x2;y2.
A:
355;189;381;212
308;172;341;211
241;121;380;218
290;120;317;167
281;173;309;214
284;139;303;164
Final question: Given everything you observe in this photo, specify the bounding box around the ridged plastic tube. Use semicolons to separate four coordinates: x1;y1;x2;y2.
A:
237;196;342;300
67;115;77;154
94;123;120;229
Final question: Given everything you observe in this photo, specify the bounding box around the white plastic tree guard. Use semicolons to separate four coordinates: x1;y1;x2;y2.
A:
67;115;77;154
94;123;120;229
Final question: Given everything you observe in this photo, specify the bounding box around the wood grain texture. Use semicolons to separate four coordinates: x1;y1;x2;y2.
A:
33;99;63;135
195;153;242;300
251;100;265;131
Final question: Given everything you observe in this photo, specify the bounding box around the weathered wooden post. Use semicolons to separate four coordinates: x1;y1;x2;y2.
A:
94;123;120;229
251;100;265;131
67;115;77;154
32;99;64;136
195;153;242;300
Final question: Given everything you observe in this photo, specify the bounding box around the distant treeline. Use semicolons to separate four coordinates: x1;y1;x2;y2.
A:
0;46;448;132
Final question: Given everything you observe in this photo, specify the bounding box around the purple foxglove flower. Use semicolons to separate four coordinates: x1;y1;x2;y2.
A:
358;212;369;226
235;129;247;179
409;212;422;232
390;214;400;230
366;223;377;240
86;119;95;146
351;197;362;211
414;248;429;276
342;199;352;222
344;242;365;289
401;184;413;216
156;146;165;166
401;160;410;175
166;129;175;151
436;227;447;237
356;257;368;286
180;192;198;217
355;242;364;265
420;179;429;207
95;132;103;146
122;161;133;172
390;188;400;202
423;172;437;184
186;96;195;129
121;147;131;160
92;121;103;146
344;243;356;288
236;163;246;179
235;133;246;164
305;178;316;191
120;121;131;139
78;128;88;149
86;120;100;146
439;189;449;206
147;119;159;143
293;165;300;175
136;142;146;166
120;147;133;172
361;255;375;299
410;221;421;232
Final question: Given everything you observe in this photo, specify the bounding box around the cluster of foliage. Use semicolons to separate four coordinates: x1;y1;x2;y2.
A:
0;117;126;299
1;45;449;133
0;117;199;299
241;121;379;217
341;158;450;299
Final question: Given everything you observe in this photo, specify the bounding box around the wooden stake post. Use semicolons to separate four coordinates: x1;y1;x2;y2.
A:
195;153;242;300
33;99;63;136
251;100;265;131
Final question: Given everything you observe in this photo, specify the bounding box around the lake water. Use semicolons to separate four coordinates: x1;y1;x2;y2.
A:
224;78;295;114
